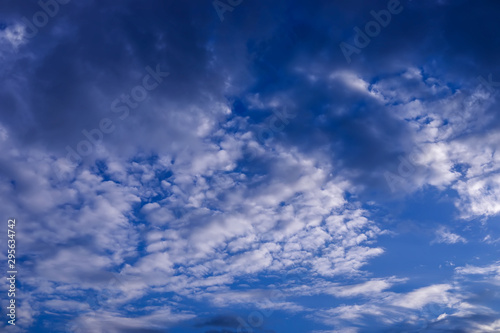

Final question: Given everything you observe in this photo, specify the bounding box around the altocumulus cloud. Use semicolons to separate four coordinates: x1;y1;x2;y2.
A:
1;0;500;332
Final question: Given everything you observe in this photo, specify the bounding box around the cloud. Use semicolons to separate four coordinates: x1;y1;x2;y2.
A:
195;315;241;328
456;262;500;278
309;282;490;332
432;227;467;245
328;279;398;298
66;309;195;333
2;1;500;332
391;284;455;310
0;23;26;49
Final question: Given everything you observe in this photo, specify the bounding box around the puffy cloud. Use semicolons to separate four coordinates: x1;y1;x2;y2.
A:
2;1;500;332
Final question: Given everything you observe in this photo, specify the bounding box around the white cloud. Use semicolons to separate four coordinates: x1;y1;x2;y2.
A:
6;61;500;331
310;283;466;331
330;279;396;297
67;308;195;333
0;23;26;49
44;299;91;312
391;284;455;309
286;277;406;298
432;227;467;245
361;69;500;219
456;262;500;277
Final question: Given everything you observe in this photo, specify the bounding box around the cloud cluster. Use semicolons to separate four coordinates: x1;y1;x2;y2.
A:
1;0;500;332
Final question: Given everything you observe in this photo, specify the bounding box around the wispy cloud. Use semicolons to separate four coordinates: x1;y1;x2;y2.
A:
432;227;467;245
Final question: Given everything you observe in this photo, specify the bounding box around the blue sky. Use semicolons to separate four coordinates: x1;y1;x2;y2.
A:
1;0;500;332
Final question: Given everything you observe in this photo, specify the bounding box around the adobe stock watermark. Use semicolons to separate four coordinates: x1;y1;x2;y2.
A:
384;146;423;193
256;108;296;143
477;73;500;96
236;287;286;332
21;0;72;39
63;64;169;165
245;22;299;160
340;0;403;64
242;107;297;165
249;21;299;80
65;240;170;332
244;109;297;164
213;0;243;22
65;273;126;333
